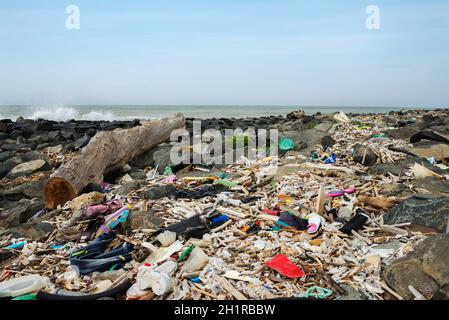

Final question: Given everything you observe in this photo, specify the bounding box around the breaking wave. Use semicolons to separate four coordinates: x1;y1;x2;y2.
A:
30;107;115;121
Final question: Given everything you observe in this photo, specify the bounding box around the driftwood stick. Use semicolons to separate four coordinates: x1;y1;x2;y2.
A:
44;113;185;208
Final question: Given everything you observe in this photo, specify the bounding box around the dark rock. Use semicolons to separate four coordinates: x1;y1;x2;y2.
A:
286;110;305;120
408;141;449;162
131;144;173;173
1;143;30;152
0;132;8;140
9;130;22;139
384;234;449;300
368;157;446;177
0;151;12;162
0;122;10;133
47;130;61;141
61;129;77;140
74;134;91;150
129;169;147;181
7;159;51;179
0;155;22;178
3;222;56;241
86;128;97;137
380;183;408;197
385;127;419;141
368;163;404;176
114;182;142;196
126;210;163;230
321;135;336;149
352;144;378;166
22;150;49;162
383;195;449;233
296;129;328;151
414;177;449;196
0;178;47;202
314;121;334;132
0;199;45;228
143;185;177;200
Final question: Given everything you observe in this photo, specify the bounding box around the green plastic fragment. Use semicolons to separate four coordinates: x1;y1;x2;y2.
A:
303;286;333;299
216;172;228;179
109;263;120;271
213;179;237;188
12;294;38;300
178;245;194;262
164;166;173;176
279;137;295;151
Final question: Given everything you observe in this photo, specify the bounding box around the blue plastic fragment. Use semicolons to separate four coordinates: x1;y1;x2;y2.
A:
211;215;229;225
4;241;26;250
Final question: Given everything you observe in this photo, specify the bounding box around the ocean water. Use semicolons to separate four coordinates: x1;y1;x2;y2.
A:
0;105;430;121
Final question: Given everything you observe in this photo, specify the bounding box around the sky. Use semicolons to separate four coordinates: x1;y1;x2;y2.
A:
0;0;448;107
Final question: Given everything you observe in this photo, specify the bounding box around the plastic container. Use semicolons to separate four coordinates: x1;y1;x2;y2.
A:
0;275;46;298
181;247;209;273
151;272;175;296
156;231;177;247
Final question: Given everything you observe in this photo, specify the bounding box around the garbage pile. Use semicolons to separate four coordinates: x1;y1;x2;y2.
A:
1;110;448;300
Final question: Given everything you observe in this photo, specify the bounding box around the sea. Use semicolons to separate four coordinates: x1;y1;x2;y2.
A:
0;105;435;121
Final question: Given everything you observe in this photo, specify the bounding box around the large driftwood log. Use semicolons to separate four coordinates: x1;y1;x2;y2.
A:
44;113;185;209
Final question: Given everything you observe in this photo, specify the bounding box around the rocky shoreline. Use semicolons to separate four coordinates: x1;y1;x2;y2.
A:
1;108;449;300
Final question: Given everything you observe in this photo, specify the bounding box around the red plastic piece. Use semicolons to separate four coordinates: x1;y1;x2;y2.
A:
265;254;305;278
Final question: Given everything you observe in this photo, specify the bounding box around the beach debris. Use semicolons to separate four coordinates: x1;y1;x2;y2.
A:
265;254;305;279
44;113;186;209
2;109;447;300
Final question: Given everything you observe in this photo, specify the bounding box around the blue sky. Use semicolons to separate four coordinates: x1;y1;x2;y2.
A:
0;0;448;107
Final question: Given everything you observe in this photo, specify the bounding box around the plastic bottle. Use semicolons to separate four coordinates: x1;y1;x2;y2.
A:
0;275;46;298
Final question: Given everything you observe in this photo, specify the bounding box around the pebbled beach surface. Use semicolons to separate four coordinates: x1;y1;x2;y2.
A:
1;108;449;300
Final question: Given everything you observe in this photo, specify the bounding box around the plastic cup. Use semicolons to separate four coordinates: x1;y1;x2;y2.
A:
151;272;175;296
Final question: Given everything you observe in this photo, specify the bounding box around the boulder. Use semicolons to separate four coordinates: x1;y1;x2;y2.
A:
114;182;143;196
0;199;45;228
0;151;12;162
314;121;334;132
382;195;449;233
0;178;48;202
408;141;449;162
0;122;10;133
130;144;173;173
2;222;56;241
379;183;408;197
413;177;449;196
125;210;163;231
384;234;449;299
128;169;147;181
7;159;51;179
298;129;327;146
143;185;177;200
74;134;91;150
385;127;419;141
70;192;105;213
0;155;24;178
352;144;378;166
321;135;336;149
368;157;446;177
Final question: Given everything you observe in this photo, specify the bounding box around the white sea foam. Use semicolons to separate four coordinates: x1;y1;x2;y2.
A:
30;107;79;121
28;106;115;121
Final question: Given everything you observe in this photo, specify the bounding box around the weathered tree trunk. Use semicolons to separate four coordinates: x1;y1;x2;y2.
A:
44;113;185;209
